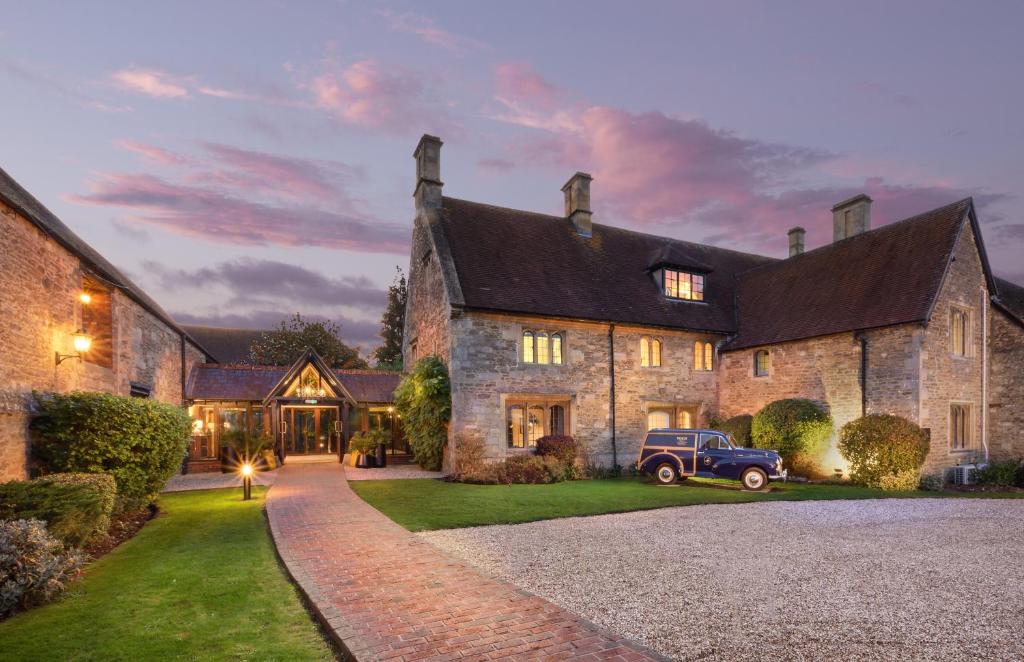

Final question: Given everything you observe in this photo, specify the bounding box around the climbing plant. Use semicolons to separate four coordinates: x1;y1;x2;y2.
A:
393;356;451;471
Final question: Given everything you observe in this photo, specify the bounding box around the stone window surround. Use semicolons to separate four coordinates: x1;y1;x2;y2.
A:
640;336;663;368
501;393;573;450
642;399;702;430
694;341;714;372
949;401;974;452
949;304;973;359
753;349;771;378
520;328;565;366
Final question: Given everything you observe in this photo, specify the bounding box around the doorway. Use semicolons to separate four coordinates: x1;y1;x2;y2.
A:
283;407;339;455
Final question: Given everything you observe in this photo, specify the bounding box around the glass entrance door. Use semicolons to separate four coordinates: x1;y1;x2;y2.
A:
285;407;339;455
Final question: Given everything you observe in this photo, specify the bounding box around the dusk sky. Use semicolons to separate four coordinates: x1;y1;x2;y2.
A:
3;1;1023;353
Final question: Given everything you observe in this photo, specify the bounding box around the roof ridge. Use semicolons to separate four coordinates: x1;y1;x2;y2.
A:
442;195;778;263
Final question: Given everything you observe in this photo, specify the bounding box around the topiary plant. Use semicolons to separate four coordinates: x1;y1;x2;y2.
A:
837;414;929;488
717;414;753;447
751;399;833;478
394;356;451;471
30;391;191;511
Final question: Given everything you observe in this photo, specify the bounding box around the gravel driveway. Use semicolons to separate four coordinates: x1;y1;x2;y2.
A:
419;499;1024;661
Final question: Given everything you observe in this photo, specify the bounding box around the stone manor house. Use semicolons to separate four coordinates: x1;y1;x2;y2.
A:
403;135;1024;476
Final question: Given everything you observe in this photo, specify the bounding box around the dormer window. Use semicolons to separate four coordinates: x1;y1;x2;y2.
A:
664;269;704;301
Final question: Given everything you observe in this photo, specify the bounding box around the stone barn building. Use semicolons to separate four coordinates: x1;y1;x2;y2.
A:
403;135;1024;477
0;167;212;481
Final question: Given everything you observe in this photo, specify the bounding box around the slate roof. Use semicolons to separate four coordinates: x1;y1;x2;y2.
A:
994;277;1024;324
181;325;268;364
186;364;399;403
726;199;975;350
0;166;211;358
437;197;776;333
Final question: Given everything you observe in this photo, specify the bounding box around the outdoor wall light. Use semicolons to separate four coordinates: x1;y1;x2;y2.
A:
240;462;253;500
78;292;92;305
56;330;93;365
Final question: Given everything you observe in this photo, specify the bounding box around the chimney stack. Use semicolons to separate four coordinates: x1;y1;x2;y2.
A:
413;134;443;212
561;172;593;237
832;193;872;242
788;227;805;257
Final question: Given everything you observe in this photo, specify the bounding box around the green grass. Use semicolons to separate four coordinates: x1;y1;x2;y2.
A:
0;488;332;662
350;477;1024;531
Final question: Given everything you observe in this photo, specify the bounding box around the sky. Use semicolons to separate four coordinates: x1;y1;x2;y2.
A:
2;1;1023;354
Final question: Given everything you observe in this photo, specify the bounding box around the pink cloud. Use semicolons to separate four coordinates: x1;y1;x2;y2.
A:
379;10;484;52
117;140;188;165
111;67;190;98
495;62;562;111
310;58;432;131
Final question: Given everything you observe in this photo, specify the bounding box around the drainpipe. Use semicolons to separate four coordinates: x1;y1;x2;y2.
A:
608;323;618;468
981;286;990;463
854;331;868;417
180;334;187;404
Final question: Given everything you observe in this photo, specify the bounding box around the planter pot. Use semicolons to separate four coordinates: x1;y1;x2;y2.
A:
355;453;369;469
375;443;387;468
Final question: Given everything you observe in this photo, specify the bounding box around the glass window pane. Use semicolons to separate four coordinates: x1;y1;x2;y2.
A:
523;331;534;363
508;405;525;448
550;405;564;435
527;405;545;445
536;333;549;365
693;275;705;301
551;334;563;365
677;410;692;428
704;343;713;370
647;410;671;430
652;339;661;367
640;337;650;367
694;342;702;370
680;273;692;299
665;270;678;297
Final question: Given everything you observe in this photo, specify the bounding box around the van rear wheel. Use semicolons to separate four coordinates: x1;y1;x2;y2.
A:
741;467;768;491
654;463;677;485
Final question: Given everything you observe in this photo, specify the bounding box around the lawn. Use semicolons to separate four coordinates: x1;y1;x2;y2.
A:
0;488;332;662
350;477;1024;531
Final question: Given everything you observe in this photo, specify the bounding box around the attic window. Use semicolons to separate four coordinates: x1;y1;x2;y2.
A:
664;269;704;301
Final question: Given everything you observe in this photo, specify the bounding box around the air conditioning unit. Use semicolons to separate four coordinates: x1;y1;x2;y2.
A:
948;464;978;486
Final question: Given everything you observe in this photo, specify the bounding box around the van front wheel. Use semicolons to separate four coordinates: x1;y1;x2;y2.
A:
654;463;677;485
741;467;768;491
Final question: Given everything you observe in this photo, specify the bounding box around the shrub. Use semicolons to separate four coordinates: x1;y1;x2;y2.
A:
394;356;451;471
459;454;568;485
220;428;271;465
31;391;191;511
0;519;82;618
838;414;929;488
0;479;109;548
919;472;945;491
751;399;833;477
347;431;379;456
717;415;753;447
452;435;487;480
877;469;921;492
973;459;1022;487
535;435;580;465
35;473;117;541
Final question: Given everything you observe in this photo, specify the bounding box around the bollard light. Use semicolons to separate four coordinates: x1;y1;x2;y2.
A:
241;462;253;500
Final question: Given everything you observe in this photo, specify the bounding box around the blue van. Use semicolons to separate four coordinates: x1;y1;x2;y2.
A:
636;428;786;490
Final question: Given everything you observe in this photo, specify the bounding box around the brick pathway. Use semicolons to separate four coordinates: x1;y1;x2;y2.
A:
266;463;667;661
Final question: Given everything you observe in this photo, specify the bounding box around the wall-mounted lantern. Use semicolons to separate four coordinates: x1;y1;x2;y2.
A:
56;330;93;365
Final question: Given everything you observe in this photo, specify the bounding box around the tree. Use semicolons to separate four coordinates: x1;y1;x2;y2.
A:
373;267;407;370
248;314;368;369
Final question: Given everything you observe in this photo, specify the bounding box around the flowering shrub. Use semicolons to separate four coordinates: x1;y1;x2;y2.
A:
0;519;82;618
838;414;929;487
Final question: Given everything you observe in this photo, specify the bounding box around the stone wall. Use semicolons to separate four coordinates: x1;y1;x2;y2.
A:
402;217;451;367
987;308;1024;460
448;311;724;469
917;223;987;474
0;198;204;480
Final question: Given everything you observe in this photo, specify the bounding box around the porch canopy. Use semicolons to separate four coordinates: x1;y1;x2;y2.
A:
185;348;401;467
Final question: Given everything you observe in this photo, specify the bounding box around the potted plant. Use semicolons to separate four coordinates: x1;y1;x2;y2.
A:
348;432;378;469
221;428;271;472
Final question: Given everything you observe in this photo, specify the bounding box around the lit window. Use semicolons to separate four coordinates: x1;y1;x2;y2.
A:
950;404;971;450
950;308;970;357
551;334;563;365
506;400;570;448
523;331;535;363
527;405;545;445
754;350;770;377
536;333;550;365
550;405;565;435
640;337;650;367
651;339;662;367
694;341;713;371
507;405;525;447
664;269;705;301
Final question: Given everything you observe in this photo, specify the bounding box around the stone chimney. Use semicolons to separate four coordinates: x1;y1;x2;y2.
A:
413;134;443;212
788;227;805;257
561;172;593;237
832;193;872;242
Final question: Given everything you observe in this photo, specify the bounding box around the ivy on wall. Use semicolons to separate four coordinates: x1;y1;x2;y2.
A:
394;356;451;471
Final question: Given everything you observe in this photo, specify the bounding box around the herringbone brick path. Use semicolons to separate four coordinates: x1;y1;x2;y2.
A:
266;463;666;661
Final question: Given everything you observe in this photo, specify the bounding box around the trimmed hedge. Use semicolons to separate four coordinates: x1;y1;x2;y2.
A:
972;459;1022;487
717;415;753;447
35;473;117;541
0;519;82;619
751;399;833;477
0;479;109;548
31;391;191;511
394;357;451;471
838;414;929;487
